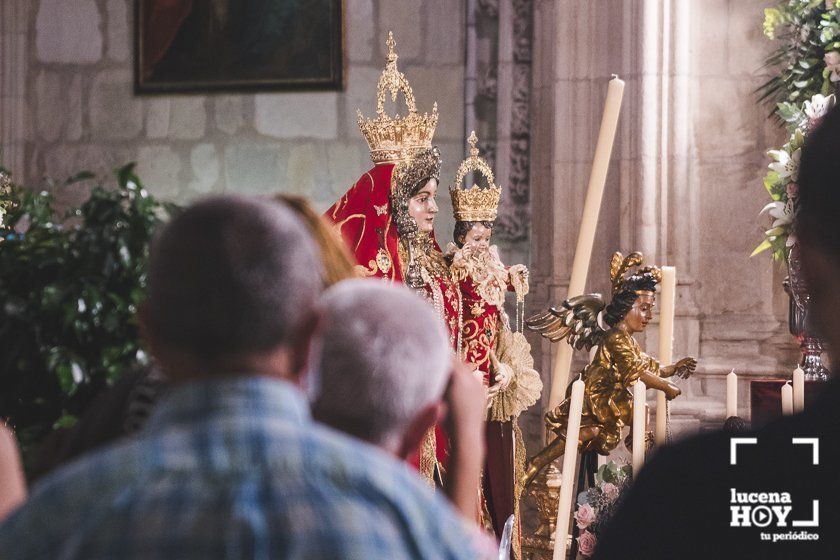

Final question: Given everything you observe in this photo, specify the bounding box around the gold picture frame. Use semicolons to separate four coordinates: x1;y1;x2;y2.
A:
135;0;344;94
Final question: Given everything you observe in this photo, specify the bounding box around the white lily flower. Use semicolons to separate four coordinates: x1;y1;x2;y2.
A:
761;199;794;228
804;93;836;120
768;148;801;181
773;204;794;229
760;200;782;216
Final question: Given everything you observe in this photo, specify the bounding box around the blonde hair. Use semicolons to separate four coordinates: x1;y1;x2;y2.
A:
273;194;357;287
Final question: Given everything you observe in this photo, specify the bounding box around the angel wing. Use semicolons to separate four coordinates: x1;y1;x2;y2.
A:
525;294;607;350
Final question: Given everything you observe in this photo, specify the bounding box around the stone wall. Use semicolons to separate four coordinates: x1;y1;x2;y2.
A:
688;0;794;377
6;0;467;238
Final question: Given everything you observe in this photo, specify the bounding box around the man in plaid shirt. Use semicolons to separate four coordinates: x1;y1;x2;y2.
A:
0;196;493;559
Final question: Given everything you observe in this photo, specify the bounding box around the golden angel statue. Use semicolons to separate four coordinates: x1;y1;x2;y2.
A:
522;252;697;487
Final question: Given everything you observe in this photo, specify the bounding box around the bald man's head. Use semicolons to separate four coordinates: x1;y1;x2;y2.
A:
143;195;322;379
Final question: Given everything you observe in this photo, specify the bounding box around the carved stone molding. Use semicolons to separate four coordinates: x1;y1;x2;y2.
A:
477;66;498;101
465;0;533;244
478;139;496;171
478;0;500;18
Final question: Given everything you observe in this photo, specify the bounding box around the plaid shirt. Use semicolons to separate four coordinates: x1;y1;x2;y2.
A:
0;377;494;559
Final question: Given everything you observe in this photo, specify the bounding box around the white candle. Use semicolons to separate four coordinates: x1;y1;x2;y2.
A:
548;76;625;409
552;376;586;560
793;366;805;413
726;369;738;418
781;381;793;416
654;391;667;446
656;266;676;445
632;380;647;476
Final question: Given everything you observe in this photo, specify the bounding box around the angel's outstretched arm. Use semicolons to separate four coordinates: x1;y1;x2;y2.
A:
638;372;681;400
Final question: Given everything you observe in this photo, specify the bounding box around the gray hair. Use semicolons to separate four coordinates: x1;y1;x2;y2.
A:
146;195;322;360
310;279;451;446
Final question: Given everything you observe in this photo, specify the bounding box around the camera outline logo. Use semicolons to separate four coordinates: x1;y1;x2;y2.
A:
728;437;820;538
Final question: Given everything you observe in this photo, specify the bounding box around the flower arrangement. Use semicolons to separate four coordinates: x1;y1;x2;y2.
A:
573;461;632;558
753;93;835;261
760;1;840;111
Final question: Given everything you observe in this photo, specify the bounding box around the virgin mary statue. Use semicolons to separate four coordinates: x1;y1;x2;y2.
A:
326;33;462;482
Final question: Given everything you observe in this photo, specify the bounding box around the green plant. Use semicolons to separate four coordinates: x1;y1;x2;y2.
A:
0;164;176;456
759;1;840;115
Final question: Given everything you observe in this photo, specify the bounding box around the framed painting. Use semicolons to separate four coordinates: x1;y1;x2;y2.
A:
135;0;344;93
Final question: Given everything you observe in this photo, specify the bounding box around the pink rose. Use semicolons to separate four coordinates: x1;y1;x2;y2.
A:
574;503;597;529
577;530;597;557
786;182;799;198
602;482;620;501
826;51;840;82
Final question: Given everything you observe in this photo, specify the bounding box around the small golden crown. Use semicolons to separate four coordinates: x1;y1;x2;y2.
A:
357;32;439;164
609;252;661;295
450;131;502;222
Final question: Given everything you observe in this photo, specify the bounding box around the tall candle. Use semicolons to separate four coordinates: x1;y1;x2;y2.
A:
793;366;805;413
656;266;676;445
552;376;586;560
726;370;738;418
548;76;625;409
781;381;793;416
632;380;647;476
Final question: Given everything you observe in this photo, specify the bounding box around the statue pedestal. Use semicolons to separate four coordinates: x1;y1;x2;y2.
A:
521;463;562;560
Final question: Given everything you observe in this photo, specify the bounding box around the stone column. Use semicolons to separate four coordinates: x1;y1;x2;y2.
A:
462;0;533;266
610;1;702;371
676;0;792;429
0;0;30;177
612;0;711;433
528;0;631;422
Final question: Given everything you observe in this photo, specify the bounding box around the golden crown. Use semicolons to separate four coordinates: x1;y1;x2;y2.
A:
450;131;502;222
609;252;662;295
357;32;439;164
